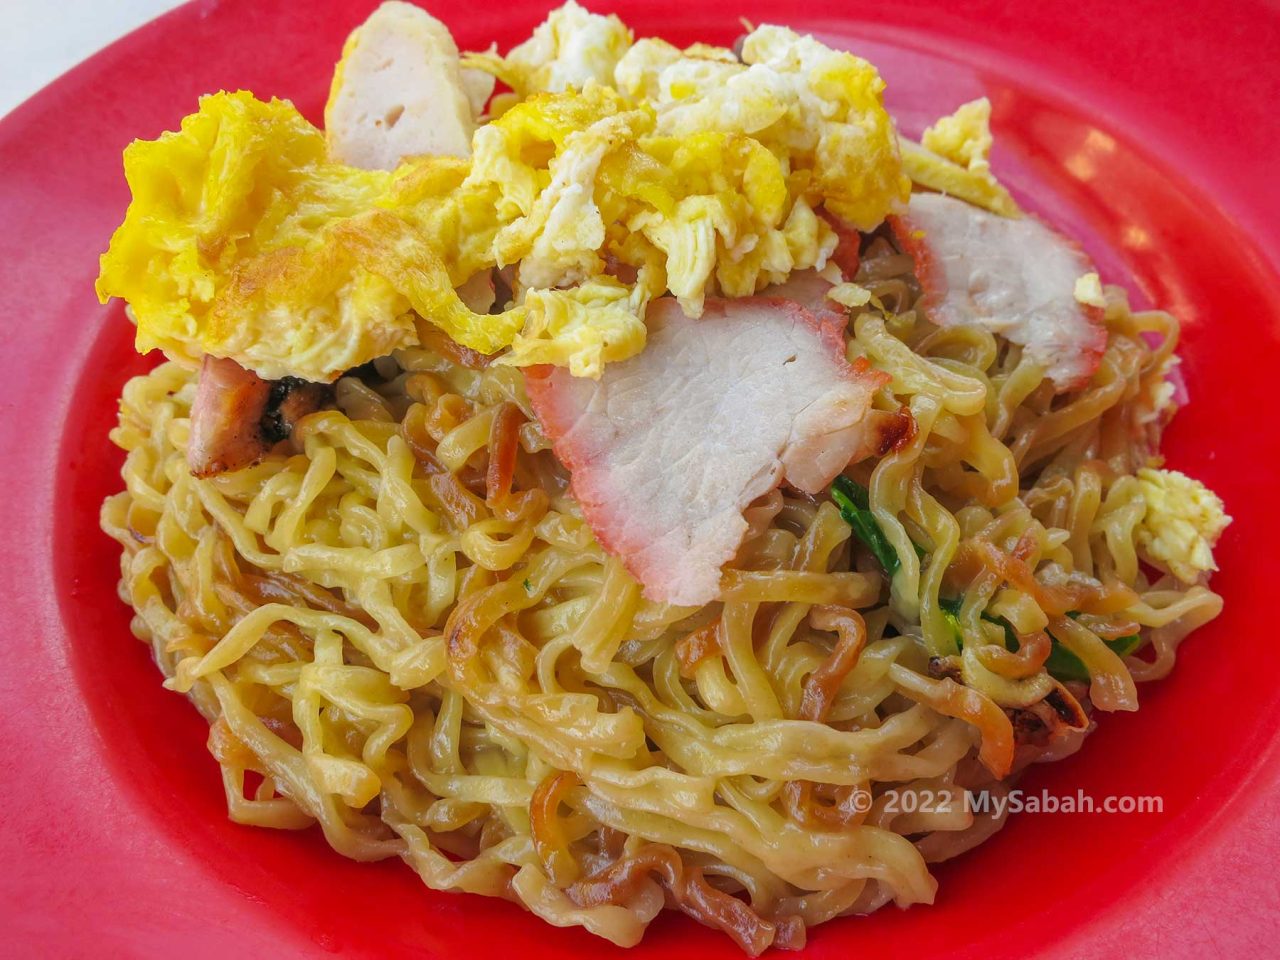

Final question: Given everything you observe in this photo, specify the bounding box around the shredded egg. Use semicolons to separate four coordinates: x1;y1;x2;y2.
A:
471;0;632;99
1135;468;1232;583
900;98;1019;216
98;4;913;383
498;277;648;378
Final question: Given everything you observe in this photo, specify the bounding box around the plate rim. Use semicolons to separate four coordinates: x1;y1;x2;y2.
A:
3;1;1280;957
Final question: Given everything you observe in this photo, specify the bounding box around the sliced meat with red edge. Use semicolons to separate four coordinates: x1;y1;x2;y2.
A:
763;269;842;322
890;193;1107;391
188;356;274;478
525;297;889;606
188;356;330;478
821;209;862;279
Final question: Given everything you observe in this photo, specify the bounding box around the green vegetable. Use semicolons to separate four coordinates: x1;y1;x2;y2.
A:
1108;633;1145;657
1044;632;1144;683
1043;643;1089;683
522;578;533;593
831;475;902;576
937;597;1142;680
938;599;964;647
938;596;1018;652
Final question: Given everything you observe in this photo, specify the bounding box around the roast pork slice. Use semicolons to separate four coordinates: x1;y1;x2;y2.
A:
890;193;1106;391
188;356;274;478
188;357;329;478
763;269;843;322
525;296;889;606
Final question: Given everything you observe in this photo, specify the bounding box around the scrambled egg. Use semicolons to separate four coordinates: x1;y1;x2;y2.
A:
899;98;1019;216
1135;468;1231;583
94;91;418;381
497;277;647;378
476;0;632;98
97;4;910;382
614;26;909;230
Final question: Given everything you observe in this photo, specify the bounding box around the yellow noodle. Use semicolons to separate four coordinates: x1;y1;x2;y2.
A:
102;243;1223;954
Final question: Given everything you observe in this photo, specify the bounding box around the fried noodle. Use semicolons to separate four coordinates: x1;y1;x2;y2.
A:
102;239;1223;953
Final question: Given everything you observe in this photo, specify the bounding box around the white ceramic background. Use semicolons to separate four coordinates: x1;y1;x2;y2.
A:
2;0;185;117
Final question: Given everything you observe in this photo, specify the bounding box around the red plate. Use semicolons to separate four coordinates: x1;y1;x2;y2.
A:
3;1;1279;956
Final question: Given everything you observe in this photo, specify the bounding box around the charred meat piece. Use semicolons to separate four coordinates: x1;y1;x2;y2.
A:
260;377;332;444
188;356;331;478
188;357;273;478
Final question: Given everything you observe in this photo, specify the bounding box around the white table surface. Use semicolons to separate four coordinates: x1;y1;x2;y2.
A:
2;0;186;118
